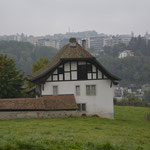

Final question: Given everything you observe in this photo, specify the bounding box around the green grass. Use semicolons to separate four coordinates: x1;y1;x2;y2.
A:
0;106;150;150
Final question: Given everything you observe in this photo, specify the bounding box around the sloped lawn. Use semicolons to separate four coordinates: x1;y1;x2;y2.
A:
0;106;150;150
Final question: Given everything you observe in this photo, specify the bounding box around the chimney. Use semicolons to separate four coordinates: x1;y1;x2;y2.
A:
69;38;77;47
82;39;86;49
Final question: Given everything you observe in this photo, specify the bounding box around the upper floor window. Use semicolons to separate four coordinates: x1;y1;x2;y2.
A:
53;86;58;95
77;65;87;80
87;64;92;73
76;85;80;96
86;85;96;96
58;67;64;74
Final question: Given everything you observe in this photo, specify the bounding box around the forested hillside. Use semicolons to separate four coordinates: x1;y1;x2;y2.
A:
97;36;150;86
97;55;150;86
0;41;57;74
0;37;150;87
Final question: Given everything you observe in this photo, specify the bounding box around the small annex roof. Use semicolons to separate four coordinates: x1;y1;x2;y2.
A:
0;94;77;111
27;38;120;82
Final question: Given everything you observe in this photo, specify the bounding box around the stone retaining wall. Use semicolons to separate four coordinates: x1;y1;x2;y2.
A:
0;111;114;120
0;111;81;120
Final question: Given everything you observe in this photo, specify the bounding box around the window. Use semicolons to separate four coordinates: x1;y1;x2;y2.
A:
77;65;87;80
86;85;96;96
53;86;58;95
82;104;86;111
87;64;92;73
91;85;96;95
76;85;80;96
58;67;64;74
77;103;86;111
86;85;90;95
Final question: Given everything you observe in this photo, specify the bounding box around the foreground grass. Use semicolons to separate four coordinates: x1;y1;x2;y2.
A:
0;106;150;150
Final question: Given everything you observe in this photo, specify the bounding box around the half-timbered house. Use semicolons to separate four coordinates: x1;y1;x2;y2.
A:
27;38;120;119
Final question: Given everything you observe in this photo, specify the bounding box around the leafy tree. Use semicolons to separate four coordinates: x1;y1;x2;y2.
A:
0;54;25;98
32;57;49;73
26;57;49;90
0;41;57;75
103;43;127;57
97;55;150;86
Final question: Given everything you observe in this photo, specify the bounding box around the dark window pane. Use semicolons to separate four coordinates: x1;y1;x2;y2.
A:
77;65;87;80
87;64;92;72
82;104;86;111
77;104;81;111
58;68;64;74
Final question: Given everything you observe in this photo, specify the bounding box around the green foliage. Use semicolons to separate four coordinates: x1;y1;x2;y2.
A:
103;43;127;57
128;36;150;56
98;55;150;86
0;54;25;98
0;106;150;150
32;57;49;73
114;95;150;107
26;57;50;91
0;41;57;75
143;90;150;102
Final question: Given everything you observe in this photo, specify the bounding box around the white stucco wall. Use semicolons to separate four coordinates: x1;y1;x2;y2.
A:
40;60;116;119
42;80;115;119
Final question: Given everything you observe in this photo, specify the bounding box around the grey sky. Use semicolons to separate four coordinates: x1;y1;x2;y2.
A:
0;0;150;36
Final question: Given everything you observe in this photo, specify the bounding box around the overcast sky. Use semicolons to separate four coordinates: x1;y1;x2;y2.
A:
0;0;150;36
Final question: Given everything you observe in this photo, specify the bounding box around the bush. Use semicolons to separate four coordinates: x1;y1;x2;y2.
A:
114;96;150;107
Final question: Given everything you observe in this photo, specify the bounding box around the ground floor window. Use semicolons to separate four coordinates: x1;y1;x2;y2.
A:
77;103;86;111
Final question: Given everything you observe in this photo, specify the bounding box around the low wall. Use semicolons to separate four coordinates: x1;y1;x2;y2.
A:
0;111;114;120
0;111;80;120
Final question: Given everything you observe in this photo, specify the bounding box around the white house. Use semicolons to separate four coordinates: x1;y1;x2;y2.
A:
118;50;134;59
27;38;120;119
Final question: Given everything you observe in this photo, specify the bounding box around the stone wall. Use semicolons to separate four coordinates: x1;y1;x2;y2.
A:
0;111;80;120
0;111;114;120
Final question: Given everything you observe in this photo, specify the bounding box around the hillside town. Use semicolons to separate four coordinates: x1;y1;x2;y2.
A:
0;30;134;53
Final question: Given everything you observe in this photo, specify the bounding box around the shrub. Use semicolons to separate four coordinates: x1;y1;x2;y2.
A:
114;96;150;107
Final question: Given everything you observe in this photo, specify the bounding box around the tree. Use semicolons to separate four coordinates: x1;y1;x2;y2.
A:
32;57;49;73
26;57;49;90
0;54;25;98
143;90;150;103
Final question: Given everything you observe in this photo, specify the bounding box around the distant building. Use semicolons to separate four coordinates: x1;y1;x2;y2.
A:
58;38;69;49
127;84;144;100
114;86;124;100
89;36;104;51
118;50;134;59
36;38;59;49
104;35;131;47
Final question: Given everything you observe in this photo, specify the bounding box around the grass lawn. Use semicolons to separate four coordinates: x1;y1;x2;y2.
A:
0;106;150;150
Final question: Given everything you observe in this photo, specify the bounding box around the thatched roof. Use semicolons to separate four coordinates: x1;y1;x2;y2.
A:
0;95;77;111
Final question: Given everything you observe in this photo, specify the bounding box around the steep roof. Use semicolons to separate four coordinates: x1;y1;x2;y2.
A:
0;95;77;111
27;38;120;82
27;42;94;82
